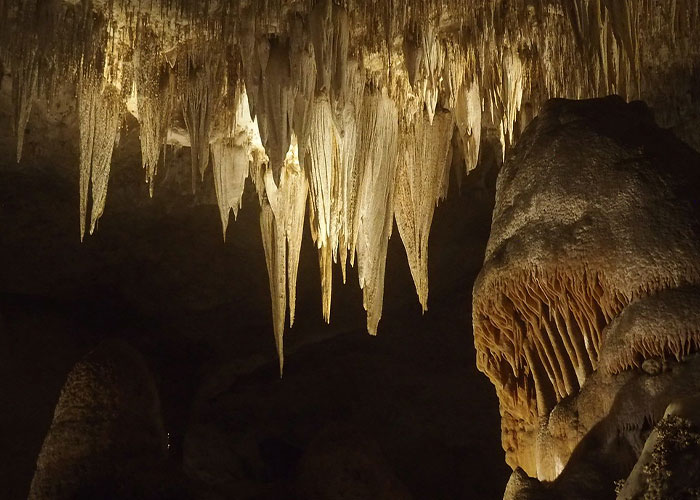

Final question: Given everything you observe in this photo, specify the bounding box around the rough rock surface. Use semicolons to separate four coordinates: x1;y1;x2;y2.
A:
28;339;174;499
504;287;700;499
473;96;700;476
618;395;700;499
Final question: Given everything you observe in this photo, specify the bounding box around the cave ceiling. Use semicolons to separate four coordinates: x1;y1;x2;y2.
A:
2;0;700;371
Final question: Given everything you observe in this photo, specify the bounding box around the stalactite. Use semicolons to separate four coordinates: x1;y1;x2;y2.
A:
8;0;43;163
211;85;263;239
11;38;38;163
134;31;174;196
496;48;524;156
308;0;349;103
2;0;700;372
395;110;454;311
354;92;399;335
177;44;225;193
304;96;341;322
260;134;308;373
78;69;123;240
336;60;365;282
257;38;295;182
600;287;700;375
211;137;248;240
454;78;482;174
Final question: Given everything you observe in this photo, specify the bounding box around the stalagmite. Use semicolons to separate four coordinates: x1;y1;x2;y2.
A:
395;110;454;311
28;339;168;500
354;93;399;335
472;97;700;475
78;69;123;241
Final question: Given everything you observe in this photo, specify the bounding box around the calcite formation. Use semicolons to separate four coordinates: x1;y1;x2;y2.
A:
473;96;700;477
28;339;168;500
600;287;700;376
3;0;700;367
618;395;700;500
531;286;700;491
394;110;454;311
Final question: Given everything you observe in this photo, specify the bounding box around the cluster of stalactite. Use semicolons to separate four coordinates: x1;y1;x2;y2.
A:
473;268;630;432
2;0;700;370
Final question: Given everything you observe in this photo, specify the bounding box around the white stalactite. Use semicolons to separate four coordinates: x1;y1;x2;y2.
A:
211;85;264;239
304;96;341;322
78;71;122;241
260;135;308;374
395;110;455;311
455;78;482;174
355;92;399;335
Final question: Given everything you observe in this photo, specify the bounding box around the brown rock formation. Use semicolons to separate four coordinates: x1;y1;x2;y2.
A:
28;339;171;499
473;96;700;476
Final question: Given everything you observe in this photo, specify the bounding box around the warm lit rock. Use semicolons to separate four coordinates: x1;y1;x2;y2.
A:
473;96;700;476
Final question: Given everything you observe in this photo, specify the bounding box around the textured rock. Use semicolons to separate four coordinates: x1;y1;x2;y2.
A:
618;395;700;500
600;286;700;375
28;339;172;500
3;0;700;367
504;288;700;499
473;96;700;476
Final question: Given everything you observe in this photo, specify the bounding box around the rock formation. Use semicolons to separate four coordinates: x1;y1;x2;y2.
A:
473;96;700;477
28;339;174;499
2;0;700;368
618;395;700;499
477;97;700;498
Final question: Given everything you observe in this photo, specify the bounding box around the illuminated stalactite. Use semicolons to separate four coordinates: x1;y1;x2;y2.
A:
77;69;123;241
260;136;308;374
134;31;174;197
355;93;399;335
211;85;265;240
395;110;454;311
304;96;341;322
